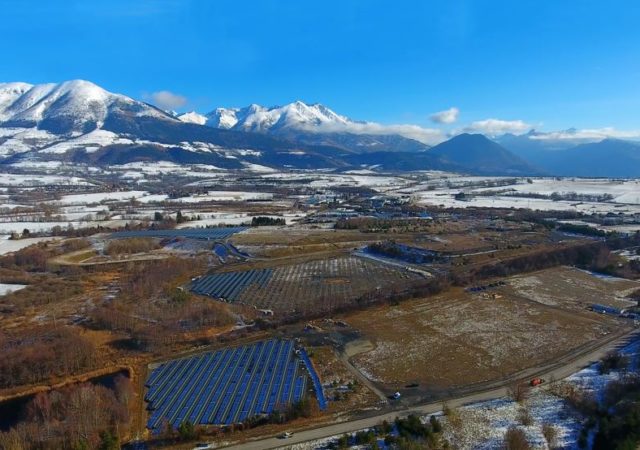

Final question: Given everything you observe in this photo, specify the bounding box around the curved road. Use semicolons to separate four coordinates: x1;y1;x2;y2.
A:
221;328;639;450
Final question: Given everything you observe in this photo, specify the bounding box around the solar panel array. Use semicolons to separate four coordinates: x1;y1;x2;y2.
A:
190;269;273;302
111;227;245;241
298;348;328;410
145;340;316;431
191;256;423;313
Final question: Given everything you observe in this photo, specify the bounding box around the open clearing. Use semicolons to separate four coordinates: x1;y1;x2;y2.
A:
345;277;623;390
506;266;640;311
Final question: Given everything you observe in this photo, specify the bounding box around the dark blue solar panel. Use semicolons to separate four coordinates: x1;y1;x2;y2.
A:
111;227;245;241
144;339;326;432
190;269;273;302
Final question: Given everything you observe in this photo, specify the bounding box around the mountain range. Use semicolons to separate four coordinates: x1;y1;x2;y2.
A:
0;79;638;177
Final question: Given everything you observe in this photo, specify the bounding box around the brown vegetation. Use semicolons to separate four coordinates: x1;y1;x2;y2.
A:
0;327;96;389
0;376;132;450
104;237;161;256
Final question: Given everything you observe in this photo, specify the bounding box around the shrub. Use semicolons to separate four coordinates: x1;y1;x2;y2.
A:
503;427;530;450
518;407;534;426
599;352;629;375
542;423;558;449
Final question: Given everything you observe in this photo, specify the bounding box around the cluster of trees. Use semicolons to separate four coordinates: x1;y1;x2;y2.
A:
104;237;161;255
0;246;49;272
464;241;606;282
250;216;286;226
0;326;96;389
335;217;434;233
0;376;132;450
89;257;235;351
557;223;607;237
332;415;443;449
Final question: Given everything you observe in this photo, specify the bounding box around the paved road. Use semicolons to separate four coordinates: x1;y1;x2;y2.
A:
221;328;639;450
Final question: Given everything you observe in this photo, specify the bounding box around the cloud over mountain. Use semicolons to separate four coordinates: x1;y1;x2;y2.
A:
429;107;459;124
466;118;532;136
148;90;187;110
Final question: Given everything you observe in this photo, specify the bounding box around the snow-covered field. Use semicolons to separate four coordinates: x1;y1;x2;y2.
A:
0;236;61;255
0;172;93;186
0;283;27;296
404;177;640;214
173;191;273;202
442;393;581;450
55;190;151;205
176;211;306;227
258;172;413;192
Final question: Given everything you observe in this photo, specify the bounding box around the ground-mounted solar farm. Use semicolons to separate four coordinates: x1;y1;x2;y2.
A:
190;255;426;313
111;226;246;241
145;339;325;432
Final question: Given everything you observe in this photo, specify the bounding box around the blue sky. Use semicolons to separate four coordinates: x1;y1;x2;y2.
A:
2;0;639;137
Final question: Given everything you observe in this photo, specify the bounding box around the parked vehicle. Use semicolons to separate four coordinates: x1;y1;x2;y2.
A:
530;377;545;387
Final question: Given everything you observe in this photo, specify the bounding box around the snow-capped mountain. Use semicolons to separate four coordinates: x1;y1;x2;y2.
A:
0;80;372;171
0;79;549;175
203;101;352;133
187;101;431;153
0;80;173;134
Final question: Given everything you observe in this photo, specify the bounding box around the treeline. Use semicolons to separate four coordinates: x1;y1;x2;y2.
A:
0;327;96;389
476;190;615;203
335;217;434;232
250;216;286;226
0;376;131;450
461;242;606;282
558;223;607;237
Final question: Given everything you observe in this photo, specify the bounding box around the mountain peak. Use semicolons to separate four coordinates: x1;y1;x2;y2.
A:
430;132;537;175
203;100;351;134
0;79;173;134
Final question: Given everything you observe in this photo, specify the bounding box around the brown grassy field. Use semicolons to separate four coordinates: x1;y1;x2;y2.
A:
343;282;622;390
506;266;640;311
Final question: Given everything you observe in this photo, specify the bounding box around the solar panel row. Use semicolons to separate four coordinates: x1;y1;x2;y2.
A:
111;227;245;241
190;269;273;302
144;339;311;432
298;348;328;410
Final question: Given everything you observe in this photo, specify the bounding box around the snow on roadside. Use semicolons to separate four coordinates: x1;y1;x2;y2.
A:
442;392;580;450
443;338;640;450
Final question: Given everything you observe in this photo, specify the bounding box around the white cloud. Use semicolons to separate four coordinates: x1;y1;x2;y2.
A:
430;107;459;124
530;127;640;141
299;121;446;145
147;90;188;110
465;118;532;136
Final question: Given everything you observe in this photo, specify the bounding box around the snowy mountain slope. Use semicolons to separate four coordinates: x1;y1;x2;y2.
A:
199;101;431;153
202;101;352;132
0;80;365;170
177;111;208;125
0;79;545;175
0;80;173;134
